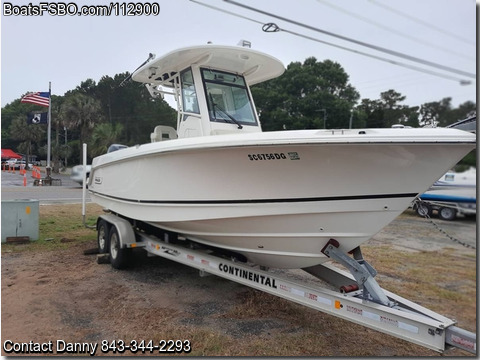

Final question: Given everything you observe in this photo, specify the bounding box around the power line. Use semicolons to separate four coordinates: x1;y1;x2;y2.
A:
277;25;472;84
223;0;475;79
190;0;265;27
368;0;474;46
356;72;423;88
316;0;474;61
359;76;437;94
189;0;472;84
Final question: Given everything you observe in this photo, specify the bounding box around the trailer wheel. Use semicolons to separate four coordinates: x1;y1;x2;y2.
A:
97;219;109;254
438;207;457;221
415;202;432;217
109;227;129;269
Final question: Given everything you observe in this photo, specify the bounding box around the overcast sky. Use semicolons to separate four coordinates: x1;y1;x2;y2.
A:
1;0;476;110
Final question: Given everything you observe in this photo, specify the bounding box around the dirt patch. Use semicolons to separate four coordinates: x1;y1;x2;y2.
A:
1;207;476;356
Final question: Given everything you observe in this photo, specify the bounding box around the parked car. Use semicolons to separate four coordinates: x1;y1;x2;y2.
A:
70;165;91;185
2;159;31;169
14;160;33;170
5;158;18;166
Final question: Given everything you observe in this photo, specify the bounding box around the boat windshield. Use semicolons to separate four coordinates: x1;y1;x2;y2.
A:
201;68;257;126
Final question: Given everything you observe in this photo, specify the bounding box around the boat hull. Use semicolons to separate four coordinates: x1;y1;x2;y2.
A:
89;129;476;268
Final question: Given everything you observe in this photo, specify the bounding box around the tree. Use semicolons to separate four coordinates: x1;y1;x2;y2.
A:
61;92;104;151
378;90;410;127
355;90;417;128
96;73;176;145
453;101;476;122
420;98;476;127
419;98;451;127
9;115;45;166
2;99;38;149
75;78;97;95
89;123;124;157
356;98;383;128
402;106;420;127
251;57;360;131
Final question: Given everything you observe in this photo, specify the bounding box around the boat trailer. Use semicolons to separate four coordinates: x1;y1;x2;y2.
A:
95;213;476;355
414;197;476;221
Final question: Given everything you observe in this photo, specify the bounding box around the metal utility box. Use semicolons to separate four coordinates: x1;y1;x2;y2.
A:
1;199;39;242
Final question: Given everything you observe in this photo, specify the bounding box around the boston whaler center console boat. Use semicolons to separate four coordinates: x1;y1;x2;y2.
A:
88;44;476;269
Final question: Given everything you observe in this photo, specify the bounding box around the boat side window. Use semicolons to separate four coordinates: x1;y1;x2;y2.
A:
181;68;200;115
201;68;257;126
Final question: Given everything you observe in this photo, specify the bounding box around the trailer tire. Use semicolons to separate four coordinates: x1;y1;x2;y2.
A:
109;227;129;269
438;207;457;221
415;202;432;217
97;219;109;254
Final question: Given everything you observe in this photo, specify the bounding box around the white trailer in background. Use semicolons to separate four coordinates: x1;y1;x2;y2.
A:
93;210;476;355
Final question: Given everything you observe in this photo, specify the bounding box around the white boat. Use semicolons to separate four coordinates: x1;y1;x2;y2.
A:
88;44;476;269
430;167;476;190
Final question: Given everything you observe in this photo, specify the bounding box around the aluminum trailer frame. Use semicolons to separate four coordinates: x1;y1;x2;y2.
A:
96;213;477;355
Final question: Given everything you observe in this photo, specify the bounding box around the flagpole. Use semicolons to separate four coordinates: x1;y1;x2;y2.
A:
47;81;52;169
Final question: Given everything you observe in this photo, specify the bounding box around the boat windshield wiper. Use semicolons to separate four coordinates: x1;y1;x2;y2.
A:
208;93;243;129
219;108;244;129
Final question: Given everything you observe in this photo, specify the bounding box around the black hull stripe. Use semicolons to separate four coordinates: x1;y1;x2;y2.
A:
89;191;418;205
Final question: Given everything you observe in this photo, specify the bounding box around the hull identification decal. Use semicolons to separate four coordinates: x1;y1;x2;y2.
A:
247;151;300;161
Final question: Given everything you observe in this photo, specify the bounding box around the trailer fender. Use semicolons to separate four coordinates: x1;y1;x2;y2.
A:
97;214;136;249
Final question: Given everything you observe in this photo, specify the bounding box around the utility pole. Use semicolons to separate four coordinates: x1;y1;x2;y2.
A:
47;81;52;169
64;127;68;169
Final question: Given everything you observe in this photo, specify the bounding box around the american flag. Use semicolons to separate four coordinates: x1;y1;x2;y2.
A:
21;92;50;107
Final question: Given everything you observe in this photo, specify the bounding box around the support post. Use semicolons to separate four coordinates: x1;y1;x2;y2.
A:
82;143;94;228
47;81;52;168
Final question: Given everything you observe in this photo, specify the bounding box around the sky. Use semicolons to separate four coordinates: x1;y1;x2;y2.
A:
0;0;477;111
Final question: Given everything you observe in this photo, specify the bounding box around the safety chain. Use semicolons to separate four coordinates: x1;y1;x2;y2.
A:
414;200;476;250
